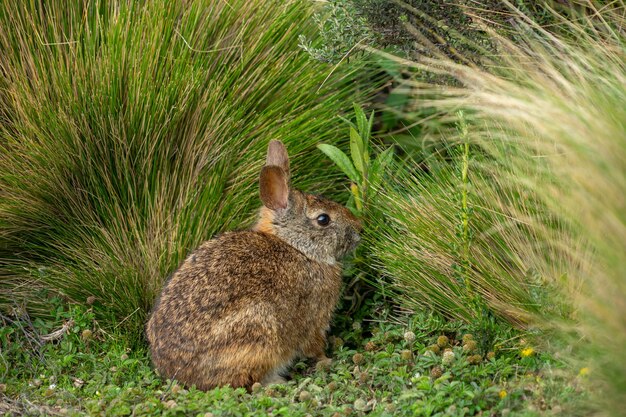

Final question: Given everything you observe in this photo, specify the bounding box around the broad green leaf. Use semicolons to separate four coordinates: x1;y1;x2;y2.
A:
369;147;394;188
350;127;365;175
353;103;368;138
317;144;360;183
351;182;363;212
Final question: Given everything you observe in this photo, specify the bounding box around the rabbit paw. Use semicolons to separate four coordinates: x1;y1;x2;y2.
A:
261;371;287;386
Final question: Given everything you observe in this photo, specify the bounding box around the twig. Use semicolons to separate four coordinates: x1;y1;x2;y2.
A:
114;307;140;329
39;319;74;342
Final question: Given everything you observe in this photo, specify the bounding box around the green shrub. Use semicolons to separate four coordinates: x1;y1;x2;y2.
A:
300;0;570;64
0;0;373;341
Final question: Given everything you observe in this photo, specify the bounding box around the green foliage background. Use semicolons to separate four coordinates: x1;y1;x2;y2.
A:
0;0;374;340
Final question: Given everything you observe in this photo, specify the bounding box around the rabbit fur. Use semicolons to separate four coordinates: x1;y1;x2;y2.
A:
146;140;361;390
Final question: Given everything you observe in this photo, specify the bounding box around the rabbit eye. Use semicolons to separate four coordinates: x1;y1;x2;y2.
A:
316;213;331;226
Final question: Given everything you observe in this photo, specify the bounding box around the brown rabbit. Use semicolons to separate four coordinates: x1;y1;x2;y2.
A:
146;140;361;390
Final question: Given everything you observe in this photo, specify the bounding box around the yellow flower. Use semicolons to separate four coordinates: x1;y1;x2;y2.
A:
579;367;590;376
520;347;534;357
499;390;507;399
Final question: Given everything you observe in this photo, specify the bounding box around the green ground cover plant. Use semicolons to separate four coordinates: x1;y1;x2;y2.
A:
0;301;588;416
0;0;373;340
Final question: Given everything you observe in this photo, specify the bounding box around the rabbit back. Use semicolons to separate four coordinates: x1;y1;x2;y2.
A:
146;230;341;390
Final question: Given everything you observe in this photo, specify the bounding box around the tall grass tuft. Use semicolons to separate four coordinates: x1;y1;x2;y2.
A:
365;139;577;325
368;1;625;413
0;0;372;340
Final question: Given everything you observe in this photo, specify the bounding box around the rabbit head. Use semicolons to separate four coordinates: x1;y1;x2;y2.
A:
254;140;362;265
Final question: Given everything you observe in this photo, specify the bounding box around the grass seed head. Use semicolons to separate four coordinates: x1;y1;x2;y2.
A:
298;390;312;402
468;354;482;364
427;344;441;354
400;349;414;360
352;353;364;365
430;366;443;379
436;335;449;348
442;350;456;366
462;340;478;353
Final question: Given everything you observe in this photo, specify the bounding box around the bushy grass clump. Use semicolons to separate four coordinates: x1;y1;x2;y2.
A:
364;147;576;325
0;0;372;340
362;1;625;414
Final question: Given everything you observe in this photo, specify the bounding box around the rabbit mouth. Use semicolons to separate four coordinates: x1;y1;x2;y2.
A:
338;229;361;258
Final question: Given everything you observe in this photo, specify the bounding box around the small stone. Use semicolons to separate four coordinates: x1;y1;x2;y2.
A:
327;381;338;392
298;390;312;402
463;340;478;353
86;296;96;305
487;351;496;360
352;353;364;365
353;398;368;412
404;331;416;343
442;350;456;366
436;335;449;348
427;344;441;354
468;354;482;364
430;366;443;379
364;341;377;352
120;353;129;361
400;350;413;361
163;399;177;409
81;329;93;341
72;378;84;388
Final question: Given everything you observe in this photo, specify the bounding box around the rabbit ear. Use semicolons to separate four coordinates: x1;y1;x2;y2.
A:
259;165;289;210
266;140;290;180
